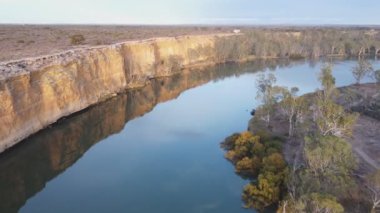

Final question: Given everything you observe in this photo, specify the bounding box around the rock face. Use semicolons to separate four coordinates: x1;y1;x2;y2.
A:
0;34;234;152
1;61;287;213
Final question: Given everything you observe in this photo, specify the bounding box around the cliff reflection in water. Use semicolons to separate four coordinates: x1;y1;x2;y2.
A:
0;59;298;213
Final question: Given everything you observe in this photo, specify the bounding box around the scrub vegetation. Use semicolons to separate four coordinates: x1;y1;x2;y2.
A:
222;61;380;212
214;28;380;62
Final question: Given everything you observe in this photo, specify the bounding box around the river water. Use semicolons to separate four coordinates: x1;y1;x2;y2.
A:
0;59;379;213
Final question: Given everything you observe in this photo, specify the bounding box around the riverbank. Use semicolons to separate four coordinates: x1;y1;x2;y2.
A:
248;82;380;174
232;83;380;212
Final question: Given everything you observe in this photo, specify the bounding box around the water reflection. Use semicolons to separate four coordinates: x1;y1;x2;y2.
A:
0;59;301;213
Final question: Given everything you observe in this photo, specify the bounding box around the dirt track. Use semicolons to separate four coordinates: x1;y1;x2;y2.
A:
351;115;380;171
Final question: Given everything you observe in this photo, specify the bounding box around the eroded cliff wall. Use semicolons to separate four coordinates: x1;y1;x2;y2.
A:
0;34;234;152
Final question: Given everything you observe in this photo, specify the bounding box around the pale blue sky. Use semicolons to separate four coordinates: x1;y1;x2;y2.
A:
0;0;379;25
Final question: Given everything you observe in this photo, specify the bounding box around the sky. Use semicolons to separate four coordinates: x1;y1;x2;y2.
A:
0;0;379;25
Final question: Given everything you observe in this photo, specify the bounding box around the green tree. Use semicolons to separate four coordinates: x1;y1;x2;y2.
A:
352;59;373;84
315;98;358;137
315;65;358;137
279;87;308;137
262;153;287;173
70;34;85;45
318;64;338;101
222;132;261;163
256;73;282;127
304;135;356;194
242;150;288;211
243;172;284;211
278;193;344;213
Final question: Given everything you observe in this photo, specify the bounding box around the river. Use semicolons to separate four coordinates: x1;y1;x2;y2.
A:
0;58;379;213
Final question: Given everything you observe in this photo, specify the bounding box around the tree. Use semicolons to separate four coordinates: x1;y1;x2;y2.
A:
243;172;284;211
262;153;287;173
315;65;358;137
278;193;344;213
70;34;85;45
236;157;255;172
315;98;359;137
279;87;308;137
365;170;380;212
304;135;356;195
222;132;261;163
256;73;281;127
242;150;288;211
318;64;338;101
352;59;373;84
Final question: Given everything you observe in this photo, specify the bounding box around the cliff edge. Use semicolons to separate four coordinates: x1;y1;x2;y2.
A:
0;33;236;152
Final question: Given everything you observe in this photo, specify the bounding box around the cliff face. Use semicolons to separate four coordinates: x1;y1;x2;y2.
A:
0;60;300;213
0;34;231;152
0;62;260;213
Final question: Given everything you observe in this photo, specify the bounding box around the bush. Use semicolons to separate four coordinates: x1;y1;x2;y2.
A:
70;34;85;45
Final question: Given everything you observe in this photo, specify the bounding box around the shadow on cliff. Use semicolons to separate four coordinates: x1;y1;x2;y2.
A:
0;59;300;213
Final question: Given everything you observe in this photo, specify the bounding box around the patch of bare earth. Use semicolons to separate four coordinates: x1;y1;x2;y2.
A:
338;83;380;174
351;115;380;173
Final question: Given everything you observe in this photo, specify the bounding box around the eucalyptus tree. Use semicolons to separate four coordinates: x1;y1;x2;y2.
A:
315;64;358;137
255;73;282;127
279;87;308;137
352;59;373;84
365;170;380;213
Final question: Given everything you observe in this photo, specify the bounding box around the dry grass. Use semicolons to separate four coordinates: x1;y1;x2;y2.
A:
0;25;231;62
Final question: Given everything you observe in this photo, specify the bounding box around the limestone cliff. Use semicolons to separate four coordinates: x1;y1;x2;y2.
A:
0;61;266;213
0;34;235;152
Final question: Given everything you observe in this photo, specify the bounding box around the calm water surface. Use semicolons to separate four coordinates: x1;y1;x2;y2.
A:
0;59;379;213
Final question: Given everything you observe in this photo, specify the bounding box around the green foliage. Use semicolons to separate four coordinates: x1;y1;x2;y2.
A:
279;86;308;137
243;172;282;211
315;65;359;137
304;135;356;195
236;157;254;171
222;131;261;163
256;73;283;127
315;98;359;137
213;29;380;63
233;132;261;160
70;34;85;45
278;193;344;213
263;140;282;154
352;59;373;84
318;64;338;100
262;153;287;173
221;131;287;211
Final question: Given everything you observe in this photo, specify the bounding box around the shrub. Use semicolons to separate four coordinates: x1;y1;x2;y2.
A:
70;34;85;45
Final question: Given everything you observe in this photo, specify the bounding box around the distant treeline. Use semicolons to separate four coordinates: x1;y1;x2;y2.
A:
215;29;380;61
